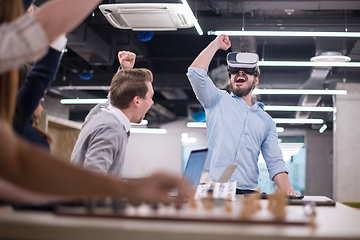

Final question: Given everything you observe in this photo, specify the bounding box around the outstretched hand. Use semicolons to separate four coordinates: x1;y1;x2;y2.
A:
118;51;136;70
214;34;231;51
127;173;189;208
285;188;300;196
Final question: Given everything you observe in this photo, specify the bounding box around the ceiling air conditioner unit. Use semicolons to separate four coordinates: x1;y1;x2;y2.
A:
99;3;196;31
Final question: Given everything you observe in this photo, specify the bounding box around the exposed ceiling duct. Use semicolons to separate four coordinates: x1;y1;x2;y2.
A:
296;51;352;120
160;88;188;100
349;40;360;61
67;23;114;65
148;103;176;121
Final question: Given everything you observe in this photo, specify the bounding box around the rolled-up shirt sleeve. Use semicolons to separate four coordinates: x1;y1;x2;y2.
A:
187;67;219;109
0;14;48;74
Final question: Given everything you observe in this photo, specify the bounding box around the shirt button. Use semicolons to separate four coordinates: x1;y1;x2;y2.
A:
242;134;245;137
238;148;241;151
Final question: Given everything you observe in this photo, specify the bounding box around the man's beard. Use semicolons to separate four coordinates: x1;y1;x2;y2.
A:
230;80;256;97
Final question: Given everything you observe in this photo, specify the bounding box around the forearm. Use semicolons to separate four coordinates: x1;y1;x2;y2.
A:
17;144;129;198
190;40;220;71
0;179;63;203
35;0;102;43
15;48;62;125
0;121;130;199
273;172;292;193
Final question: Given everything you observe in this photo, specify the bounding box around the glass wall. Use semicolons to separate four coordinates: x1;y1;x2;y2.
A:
258;136;306;194
182;135;306;194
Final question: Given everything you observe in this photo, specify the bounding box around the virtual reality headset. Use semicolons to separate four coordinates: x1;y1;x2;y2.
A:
226;52;260;76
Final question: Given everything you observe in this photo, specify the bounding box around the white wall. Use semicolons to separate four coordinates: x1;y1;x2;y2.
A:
334;82;360;202
122;118;207;178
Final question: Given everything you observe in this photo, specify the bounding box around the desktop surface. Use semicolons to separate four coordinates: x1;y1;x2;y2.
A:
0;196;360;240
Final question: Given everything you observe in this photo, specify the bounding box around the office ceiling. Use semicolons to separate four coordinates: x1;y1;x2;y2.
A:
40;0;360;130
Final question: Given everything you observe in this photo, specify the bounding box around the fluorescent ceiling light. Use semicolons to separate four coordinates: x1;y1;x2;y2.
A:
181;133;189;138
60;98;107;104
258;60;360;67
181;0;203;35
276;127;284;133
130;128;167;134
279;143;305;148
319;124;328;133
208;30;360;38
131;119;148;126
187;122;206;128
55;86;110;91
264;106;334;112
273;118;324;124
181;132;197;143
60;89;347;105
253;89;347;95
187;119;322;128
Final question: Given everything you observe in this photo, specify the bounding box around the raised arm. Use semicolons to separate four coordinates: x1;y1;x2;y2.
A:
0;0;102;74
186;35;231;108
190;34;231;71
14;46;63;133
35;0;103;43
118;51;136;70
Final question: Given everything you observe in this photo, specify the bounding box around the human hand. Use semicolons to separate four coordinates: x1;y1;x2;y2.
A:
214;34;231;51
285;188;300;196
128;173;189;208
118;51;136;70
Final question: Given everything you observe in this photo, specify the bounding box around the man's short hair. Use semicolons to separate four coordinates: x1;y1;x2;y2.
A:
110;68;153;109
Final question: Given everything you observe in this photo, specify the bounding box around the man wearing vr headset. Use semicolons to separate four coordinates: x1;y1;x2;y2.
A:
187;34;298;195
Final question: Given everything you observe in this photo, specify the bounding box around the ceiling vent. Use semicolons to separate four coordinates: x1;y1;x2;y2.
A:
99;3;195;31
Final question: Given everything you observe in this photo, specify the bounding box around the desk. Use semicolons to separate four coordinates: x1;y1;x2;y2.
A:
0;196;359;240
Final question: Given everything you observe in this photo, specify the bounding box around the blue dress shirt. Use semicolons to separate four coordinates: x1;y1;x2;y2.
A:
187;67;288;189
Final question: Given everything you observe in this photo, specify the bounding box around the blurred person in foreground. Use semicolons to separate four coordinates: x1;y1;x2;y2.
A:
0;0;188;207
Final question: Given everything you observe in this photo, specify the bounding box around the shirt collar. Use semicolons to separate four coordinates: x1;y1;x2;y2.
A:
107;104;131;132
252;99;265;110
230;92;264;110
